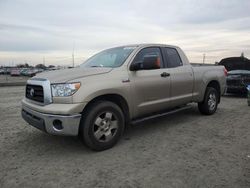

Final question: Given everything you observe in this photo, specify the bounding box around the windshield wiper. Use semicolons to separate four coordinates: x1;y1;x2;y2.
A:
90;65;104;68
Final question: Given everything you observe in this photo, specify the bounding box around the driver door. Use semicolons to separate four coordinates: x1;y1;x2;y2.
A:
129;47;171;118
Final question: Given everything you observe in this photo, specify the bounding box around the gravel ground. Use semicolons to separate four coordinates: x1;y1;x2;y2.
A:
0;86;249;188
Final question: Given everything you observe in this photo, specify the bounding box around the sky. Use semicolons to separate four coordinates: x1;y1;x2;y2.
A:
0;0;250;66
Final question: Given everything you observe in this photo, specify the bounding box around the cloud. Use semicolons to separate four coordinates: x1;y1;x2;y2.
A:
0;0;250;65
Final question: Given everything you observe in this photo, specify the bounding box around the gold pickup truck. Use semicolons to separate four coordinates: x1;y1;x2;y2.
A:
22;44;226;151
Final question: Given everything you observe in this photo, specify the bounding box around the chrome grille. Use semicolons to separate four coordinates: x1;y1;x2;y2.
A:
26;84;44;103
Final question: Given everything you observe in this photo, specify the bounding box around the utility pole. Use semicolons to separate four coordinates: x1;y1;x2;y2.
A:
72;44;75;68
241;52;244;58
202;53;206;64
5;65;7;82
72;52;75;68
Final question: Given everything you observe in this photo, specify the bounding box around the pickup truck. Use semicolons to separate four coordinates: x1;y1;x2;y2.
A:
22;44;226;151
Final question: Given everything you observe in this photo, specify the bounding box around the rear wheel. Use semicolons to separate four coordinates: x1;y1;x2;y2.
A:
80;101;125;151
198;87;219;115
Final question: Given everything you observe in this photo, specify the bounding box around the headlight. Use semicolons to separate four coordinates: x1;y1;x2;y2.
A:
51;82;81;97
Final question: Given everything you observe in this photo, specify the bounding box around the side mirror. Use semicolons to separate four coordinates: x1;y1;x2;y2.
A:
130;56;161;71
130;62;142;71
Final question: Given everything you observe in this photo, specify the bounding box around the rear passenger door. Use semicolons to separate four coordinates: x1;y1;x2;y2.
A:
162;47;194;106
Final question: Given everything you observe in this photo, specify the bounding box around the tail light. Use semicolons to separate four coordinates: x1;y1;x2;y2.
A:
223;67;228;76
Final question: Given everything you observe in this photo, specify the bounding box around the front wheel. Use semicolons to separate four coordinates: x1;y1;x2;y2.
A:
198;87;219;115
80;101;125;151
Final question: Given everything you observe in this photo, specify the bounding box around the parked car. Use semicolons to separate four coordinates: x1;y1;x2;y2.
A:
27;69;37;77
22;44;226;151
226;70;250;93
36;68;44;74
4;68;11;75
10;69;20;76
20;68;29;76
0;69;4;74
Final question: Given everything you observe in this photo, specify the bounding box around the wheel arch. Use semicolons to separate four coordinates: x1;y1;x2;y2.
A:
81;94;130;126
206;80;221;103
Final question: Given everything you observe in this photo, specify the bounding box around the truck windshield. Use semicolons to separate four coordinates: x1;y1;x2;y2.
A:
81;47;136;68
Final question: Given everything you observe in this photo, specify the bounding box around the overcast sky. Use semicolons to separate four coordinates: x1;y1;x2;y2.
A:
0;0;250;66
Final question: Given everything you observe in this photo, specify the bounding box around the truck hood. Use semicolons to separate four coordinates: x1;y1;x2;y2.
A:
34;67;112;83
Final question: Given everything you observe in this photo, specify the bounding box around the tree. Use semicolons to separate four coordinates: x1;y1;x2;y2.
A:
35;64;47;69
48;65;55;68
17;63;30;68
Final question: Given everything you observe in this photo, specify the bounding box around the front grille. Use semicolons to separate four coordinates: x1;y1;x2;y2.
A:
227;79;241;86
26;84;44;103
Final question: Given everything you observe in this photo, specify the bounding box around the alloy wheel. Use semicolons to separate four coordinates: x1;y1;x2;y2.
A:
93;112;118;142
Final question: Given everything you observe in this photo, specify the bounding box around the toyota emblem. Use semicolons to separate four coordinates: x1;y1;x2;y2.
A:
30;88;35;97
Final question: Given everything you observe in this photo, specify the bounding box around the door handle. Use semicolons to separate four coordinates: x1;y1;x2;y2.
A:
160;72;170;77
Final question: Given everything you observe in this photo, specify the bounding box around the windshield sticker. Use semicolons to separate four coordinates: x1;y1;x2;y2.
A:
123;47;137;50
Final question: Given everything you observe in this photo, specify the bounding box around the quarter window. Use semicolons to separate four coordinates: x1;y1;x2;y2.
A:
163;48;183;68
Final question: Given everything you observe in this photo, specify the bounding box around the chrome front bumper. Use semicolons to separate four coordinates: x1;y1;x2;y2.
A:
22;105;81;136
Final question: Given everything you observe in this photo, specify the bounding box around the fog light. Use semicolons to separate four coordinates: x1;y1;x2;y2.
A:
53;119;63;131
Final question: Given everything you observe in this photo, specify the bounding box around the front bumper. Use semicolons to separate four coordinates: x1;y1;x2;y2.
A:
22;104;82;136
226;85;247;93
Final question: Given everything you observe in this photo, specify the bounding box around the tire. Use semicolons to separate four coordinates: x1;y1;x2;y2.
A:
80;101;125;151
198;87;219;115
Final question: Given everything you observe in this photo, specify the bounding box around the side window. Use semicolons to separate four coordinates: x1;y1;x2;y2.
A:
163;48;183;68
132;47;164;68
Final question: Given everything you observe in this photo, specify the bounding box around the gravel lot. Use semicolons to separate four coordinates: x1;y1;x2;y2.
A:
0;86;249;188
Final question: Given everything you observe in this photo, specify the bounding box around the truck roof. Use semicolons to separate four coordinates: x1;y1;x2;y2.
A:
112;43;179;49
